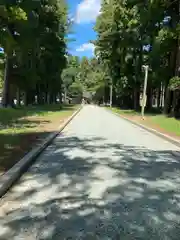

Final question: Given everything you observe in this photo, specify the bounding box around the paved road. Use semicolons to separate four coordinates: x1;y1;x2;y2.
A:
0;105;180;239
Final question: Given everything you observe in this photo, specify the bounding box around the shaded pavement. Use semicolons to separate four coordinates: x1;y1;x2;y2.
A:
0;105;180;239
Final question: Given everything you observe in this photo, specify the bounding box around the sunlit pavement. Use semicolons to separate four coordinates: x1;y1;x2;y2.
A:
0;105;180;239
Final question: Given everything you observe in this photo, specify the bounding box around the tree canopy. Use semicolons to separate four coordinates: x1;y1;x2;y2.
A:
93;0;180;116
0;0;68;106
0;0;180;118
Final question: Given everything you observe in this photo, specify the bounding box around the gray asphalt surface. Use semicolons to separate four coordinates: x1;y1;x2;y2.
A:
0;105;180;239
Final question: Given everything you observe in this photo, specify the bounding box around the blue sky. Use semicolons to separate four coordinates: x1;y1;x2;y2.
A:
67;0;101;58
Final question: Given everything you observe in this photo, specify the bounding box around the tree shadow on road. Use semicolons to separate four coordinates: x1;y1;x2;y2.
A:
0;135;180;239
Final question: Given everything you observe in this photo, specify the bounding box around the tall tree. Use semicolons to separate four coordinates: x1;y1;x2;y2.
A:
94;0;180;116
0;0;68;106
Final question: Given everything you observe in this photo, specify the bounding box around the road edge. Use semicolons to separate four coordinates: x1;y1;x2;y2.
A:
106;108;180;157
0;106;82;198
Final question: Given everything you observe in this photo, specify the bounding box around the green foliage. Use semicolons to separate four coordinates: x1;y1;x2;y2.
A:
94;0;180;112
169;77;180;90
0;2;27;53
68;80;83;98
80;57;104;92
61;55;81;98
61;55;107;102
1;0;179;115
0;0;68;106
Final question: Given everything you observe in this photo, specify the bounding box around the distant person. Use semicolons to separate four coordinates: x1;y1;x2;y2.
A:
82;98;85;105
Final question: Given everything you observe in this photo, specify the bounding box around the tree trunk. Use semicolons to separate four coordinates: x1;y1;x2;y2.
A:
24;90;34;106
16;87;21;106
146;82;153;110
44;84;49;104
157;87;161;110
133;87;140;110
59;90;62;104
164;42;177;114
160;83;165;109
36;85;43;105
24;91;27;106
171;41;180;115
164;85;171;115
2;55;10;107
49;93;54;104
171;90;178;115
44;91;46;104
169;0;180;116
173;27;180;115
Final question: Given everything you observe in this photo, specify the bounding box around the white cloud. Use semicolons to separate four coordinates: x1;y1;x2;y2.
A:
76;43;95;53
76;0;101;24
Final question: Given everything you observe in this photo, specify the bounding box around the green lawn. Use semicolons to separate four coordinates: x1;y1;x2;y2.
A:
150;115;180;136
108;107;180;137
0;104;79;174
110;107;138;115
0;104;77;133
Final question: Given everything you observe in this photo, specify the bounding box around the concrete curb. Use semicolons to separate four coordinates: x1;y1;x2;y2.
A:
0;106;82;198
106;108;180;158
